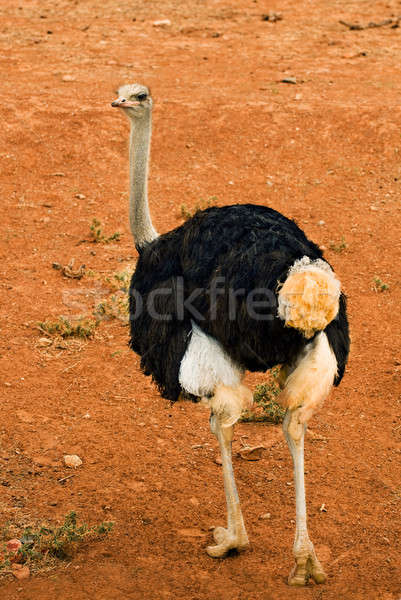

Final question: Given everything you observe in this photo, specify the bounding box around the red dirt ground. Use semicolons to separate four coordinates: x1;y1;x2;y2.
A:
0;0;400;598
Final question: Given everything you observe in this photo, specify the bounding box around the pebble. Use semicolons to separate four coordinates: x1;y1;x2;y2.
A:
7;539;22;554
282;76;297;84
237;445;266;461
75;193;86;199
63;454;82;468
259;512;271;520
318;220;325;226
12;565;30;580
16;410;33;423
153;19;171;27
62;75;75;82
261;12;282;22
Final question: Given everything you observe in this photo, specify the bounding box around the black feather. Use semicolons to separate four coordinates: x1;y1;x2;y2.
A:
129;204;350;400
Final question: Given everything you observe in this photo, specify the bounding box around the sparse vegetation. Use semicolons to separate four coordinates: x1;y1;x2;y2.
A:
93;266;133;322
0;512;113;576
329;236;348;253
372;276;390;292
90;218;121;244
179;197;217;220
241;367;286;424
37;266;134;343
94;292;129;323
103;268;133;293
38;316;98;339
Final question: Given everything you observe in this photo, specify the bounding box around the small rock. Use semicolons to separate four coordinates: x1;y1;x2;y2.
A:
237;445;266;461
62;74;75;82
189;497;200;507
75;193;86;200
153;19;171;27
318;220;325;226
7;539;22;555
261;12;282;22
52;172;65;177
259;512;271;520
266;472;275;481
63;454;82;468
127;480;147;492
12;564;30;580
214;455;222;465
16;410;33;424
281;76;297;84
38;337;52;347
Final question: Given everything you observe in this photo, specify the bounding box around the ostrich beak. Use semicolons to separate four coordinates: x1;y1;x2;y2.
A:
111;98;139;108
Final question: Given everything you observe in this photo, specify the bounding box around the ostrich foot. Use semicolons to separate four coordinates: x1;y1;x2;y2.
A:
206;526;249;558
288;546;327;586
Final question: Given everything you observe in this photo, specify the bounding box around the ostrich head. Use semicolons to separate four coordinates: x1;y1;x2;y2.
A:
111;83;152;119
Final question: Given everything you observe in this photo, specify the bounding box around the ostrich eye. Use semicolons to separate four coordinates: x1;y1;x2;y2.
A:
137;93;148;101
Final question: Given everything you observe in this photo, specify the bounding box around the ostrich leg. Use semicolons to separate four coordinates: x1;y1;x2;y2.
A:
283;408;327;586
206;414;249;557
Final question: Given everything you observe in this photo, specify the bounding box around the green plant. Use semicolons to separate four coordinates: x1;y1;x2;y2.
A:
94;292;129;323
179;197;217;221
90;218;121;244
372;276;390;292
329;236;348;253
103;268;133;293
38;316;98;339
0;512;113;576
241;367;286;423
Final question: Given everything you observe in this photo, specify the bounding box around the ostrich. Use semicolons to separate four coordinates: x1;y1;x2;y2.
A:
111;83;350;586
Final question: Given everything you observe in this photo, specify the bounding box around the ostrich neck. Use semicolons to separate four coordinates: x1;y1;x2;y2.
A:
129;114;158;248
